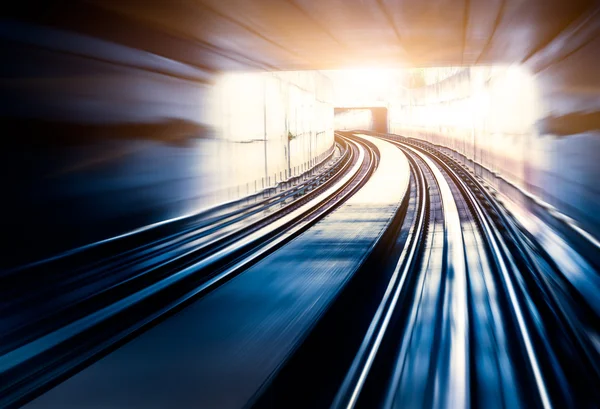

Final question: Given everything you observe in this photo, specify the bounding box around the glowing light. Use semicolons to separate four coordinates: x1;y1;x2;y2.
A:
329;68;400;107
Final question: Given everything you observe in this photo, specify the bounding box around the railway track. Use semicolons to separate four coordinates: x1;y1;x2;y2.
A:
1;139;350;352
3;131;598;409
363;138;546;409
0;134;380;408
252;132;600;409
384;134;600;409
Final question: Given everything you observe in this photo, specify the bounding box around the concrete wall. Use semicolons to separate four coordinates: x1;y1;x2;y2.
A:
210;71;334;192
390;63;600;239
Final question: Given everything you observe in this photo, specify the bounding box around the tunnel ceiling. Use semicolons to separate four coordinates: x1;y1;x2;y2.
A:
16;0;597;72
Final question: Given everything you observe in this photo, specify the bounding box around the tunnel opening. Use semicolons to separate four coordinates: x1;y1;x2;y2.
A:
334;107;388;133
6;63;600;265
330;64;600;240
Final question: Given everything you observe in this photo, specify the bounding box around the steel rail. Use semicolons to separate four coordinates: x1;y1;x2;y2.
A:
392;136;552;409
2;140;344;276
404;135;600;407
329;134;470;409
386;143;470;409
0;135;379;409
330;141;428;409
2;139;352;354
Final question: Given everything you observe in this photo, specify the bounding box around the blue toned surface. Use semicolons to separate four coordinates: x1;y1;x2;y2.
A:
24;136;410;409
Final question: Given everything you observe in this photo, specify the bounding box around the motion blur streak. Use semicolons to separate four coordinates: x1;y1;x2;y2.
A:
1;1;599;409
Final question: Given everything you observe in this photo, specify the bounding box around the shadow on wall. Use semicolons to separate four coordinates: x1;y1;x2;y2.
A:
536;112;600;136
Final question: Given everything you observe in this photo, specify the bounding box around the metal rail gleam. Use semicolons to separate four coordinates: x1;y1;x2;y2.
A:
0;134;380;409
254;131;600;409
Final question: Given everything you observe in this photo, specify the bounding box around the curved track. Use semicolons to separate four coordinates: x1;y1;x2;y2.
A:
0;134;380;408
251;132;600;409
327;133;600;409
3;132;599;409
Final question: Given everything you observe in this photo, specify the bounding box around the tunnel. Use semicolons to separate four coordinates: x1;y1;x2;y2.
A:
3;1;599;260
2;1;600;408
334;107;389;133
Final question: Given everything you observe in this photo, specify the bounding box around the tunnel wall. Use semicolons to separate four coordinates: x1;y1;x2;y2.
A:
390;64;600;239
210;71;334;191
1;23;334;266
